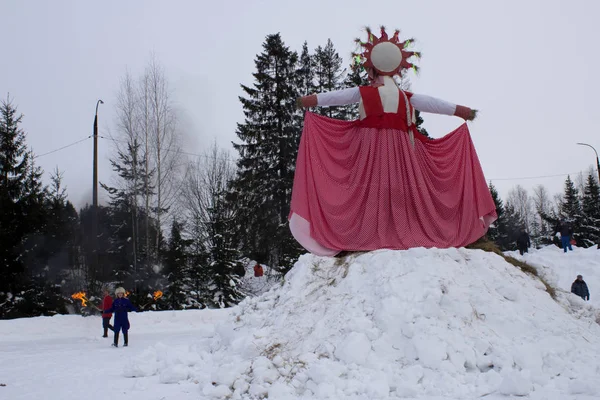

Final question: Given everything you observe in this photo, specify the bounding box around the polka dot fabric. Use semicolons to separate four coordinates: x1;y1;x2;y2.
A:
289;111;497;252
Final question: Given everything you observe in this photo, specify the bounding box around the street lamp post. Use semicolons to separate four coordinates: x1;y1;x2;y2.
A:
577;142;600;184
577;142;600;250
93;99;103;288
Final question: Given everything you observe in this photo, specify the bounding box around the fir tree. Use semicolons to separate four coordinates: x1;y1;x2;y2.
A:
502;202;525;251
297;41;316;97
186;216;210;308
205;192;245;308
164;220;190;309
231;33;302;269
341;64;369;120
313;39;346;119
486;183;505;245
0;96;30;293
0;96;66;318
558;175;583;242
581;174;600;248
100;139;159;291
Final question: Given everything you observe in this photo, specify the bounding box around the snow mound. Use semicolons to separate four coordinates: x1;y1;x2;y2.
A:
507;245;600;312
129;248;600;399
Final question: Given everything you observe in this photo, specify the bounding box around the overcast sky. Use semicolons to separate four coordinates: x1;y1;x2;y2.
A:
2;0;599;208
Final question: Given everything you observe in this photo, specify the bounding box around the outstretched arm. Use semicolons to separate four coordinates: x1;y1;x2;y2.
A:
297;87;361;109
126;299;137;312
410;93;477;121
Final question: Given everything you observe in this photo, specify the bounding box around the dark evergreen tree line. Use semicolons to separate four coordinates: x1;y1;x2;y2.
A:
488;174;600;251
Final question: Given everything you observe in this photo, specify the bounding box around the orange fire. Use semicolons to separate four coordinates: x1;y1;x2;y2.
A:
153;290;163;301
125;291;131;297
71;292;88;307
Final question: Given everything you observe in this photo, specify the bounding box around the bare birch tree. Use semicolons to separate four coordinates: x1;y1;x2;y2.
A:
114;71;142;272
109;56;183;272
145;57;183;254
180;142;235;244
180;142;240;306
507;185;534;231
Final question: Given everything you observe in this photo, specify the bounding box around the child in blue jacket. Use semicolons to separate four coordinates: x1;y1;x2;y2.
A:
103;287;137;347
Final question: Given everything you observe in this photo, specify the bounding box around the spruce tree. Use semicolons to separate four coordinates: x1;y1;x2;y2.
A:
0;96;66;318
486;183;505;246
0;96;30;293
101;139;158;291
502;202;525;251
206;193;245;308
559;175;583;242
581;174;600;248
313;39;346;119
297;41;316;97
231;33;302;270
341;64;369;120
164;220;190;309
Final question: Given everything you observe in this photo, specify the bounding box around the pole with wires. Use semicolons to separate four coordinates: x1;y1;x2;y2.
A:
93;100;104;288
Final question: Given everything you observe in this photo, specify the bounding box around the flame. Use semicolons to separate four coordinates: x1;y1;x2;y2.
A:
153;290;163;301
125;291;131;297
71;292;88;307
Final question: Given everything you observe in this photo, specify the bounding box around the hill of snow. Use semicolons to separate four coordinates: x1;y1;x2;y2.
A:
506;244;600;308
1;247;599;400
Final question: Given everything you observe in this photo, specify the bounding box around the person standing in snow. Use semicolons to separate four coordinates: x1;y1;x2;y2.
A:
555;220;574;253
516;229;531;256
571;275;590;301
103;287;137;347
99;288;114;338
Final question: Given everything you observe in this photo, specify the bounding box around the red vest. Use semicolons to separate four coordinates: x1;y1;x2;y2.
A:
358;86;426;142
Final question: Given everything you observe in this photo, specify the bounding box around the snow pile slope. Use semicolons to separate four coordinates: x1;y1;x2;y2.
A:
130;248;600;399
507;245;600;307
506;245;600;325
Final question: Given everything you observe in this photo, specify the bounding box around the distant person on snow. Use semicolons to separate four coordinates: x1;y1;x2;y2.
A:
555;220;574;253
516;229;531;256
103;287;137;347
254;263;264;278
571;275;590;301
99;287;114;338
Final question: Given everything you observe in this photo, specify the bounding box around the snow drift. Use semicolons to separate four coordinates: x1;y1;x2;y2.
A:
127;247;600;399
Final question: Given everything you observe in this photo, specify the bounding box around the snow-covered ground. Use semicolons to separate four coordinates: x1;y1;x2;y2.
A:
506;244;600;307
1;247;600;400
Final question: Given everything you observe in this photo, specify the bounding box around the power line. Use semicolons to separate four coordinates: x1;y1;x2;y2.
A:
488;171;584;181
98;135;239;164
97;134;590;182
35;136;92;159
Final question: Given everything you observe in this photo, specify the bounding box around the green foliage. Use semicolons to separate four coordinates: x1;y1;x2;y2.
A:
231;33;303;270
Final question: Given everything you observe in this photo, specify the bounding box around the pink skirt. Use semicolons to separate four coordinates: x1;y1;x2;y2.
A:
289;112;497;256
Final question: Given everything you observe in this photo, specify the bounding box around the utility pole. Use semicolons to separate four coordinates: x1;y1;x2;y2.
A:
93;99;104;288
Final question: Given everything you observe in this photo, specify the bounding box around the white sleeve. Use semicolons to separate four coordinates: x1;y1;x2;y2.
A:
410;93;457;116
316;87;361;107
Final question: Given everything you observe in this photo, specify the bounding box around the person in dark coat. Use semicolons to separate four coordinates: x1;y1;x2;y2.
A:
571;275;590;301
103;287;137;347
516;229;531;256
555;220;574;253
100;288;114;338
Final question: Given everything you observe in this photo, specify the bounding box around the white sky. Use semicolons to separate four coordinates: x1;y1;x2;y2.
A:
2;0;599;208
